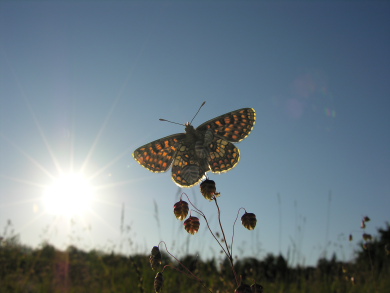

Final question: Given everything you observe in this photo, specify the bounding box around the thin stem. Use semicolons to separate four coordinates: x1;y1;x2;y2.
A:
214;197;239;286
231;207;246;262
214;197;232;260
182;193;230;258
159;241;213;293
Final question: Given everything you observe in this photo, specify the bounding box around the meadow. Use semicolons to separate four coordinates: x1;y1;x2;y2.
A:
1;218;389;292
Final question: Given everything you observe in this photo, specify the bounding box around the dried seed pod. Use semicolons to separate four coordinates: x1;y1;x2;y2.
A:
184;216;200;235
349;234;353;241
235;283;252;293
200;179;220;200
173;200;189;221
154;272;164;293
251;283;264;293
241;212;257;230
149;246;162;271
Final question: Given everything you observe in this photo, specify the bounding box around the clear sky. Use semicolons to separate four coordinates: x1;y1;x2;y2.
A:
1;1;389;266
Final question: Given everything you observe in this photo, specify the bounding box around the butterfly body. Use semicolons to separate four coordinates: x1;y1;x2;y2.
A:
133;108;256;187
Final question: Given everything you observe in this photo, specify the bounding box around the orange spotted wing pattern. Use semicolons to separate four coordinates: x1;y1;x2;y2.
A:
132;108;256;187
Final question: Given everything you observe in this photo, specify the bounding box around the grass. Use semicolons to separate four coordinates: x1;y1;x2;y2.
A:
1;215;389;292
0;238;389;292
1;182;389;292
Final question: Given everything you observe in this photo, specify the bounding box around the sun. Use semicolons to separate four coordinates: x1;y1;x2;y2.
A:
42;173;94;217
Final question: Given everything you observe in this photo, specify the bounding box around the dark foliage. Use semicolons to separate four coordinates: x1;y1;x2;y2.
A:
0;223;389;292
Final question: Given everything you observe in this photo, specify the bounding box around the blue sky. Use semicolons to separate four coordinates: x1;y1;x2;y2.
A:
1;1;389;266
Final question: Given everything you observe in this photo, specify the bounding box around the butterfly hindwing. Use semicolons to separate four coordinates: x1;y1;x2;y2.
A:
132;133;186;172
171;143;209;187
208;138;240;173
196;108;256;142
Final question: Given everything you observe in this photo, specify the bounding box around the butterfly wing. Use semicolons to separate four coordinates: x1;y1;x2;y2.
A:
132;133;186;172
171;144;210;187
207;138;241;173
196;108;256;173
196;108;256;142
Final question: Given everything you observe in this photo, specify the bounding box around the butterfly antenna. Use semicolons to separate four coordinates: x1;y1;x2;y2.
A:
159;118;185;126
190;101;206;124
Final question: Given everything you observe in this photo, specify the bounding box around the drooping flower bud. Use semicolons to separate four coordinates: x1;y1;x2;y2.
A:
184;216;200;235
241;212;257;230
200;179;220;200
173;200;189;221
149;246;162;271
154;272;164;293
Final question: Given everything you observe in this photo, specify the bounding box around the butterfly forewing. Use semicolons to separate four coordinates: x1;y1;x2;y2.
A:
196;108;256;143
132;133;186;172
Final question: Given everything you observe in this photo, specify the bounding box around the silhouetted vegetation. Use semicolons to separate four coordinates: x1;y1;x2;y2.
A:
1;223;389;292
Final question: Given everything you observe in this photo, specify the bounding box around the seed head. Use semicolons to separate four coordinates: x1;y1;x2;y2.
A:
200;179;220;200
184;216;200;235
173;200;189;221
149;246;162;271
154;272;164;293
241;212;257;230
363;216;370;222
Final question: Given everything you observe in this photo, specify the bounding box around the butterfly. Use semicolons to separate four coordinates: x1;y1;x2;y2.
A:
132;107;256;187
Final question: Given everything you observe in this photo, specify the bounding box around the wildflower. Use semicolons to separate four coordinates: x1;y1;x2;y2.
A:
149;246;162;271
200;179;220;200
235;283;251;293
154;272;164;293
350;276;356;285
173;200;189;221
184;216;200;235
251;283;264;293
342;266;348;274
241;212;257;230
